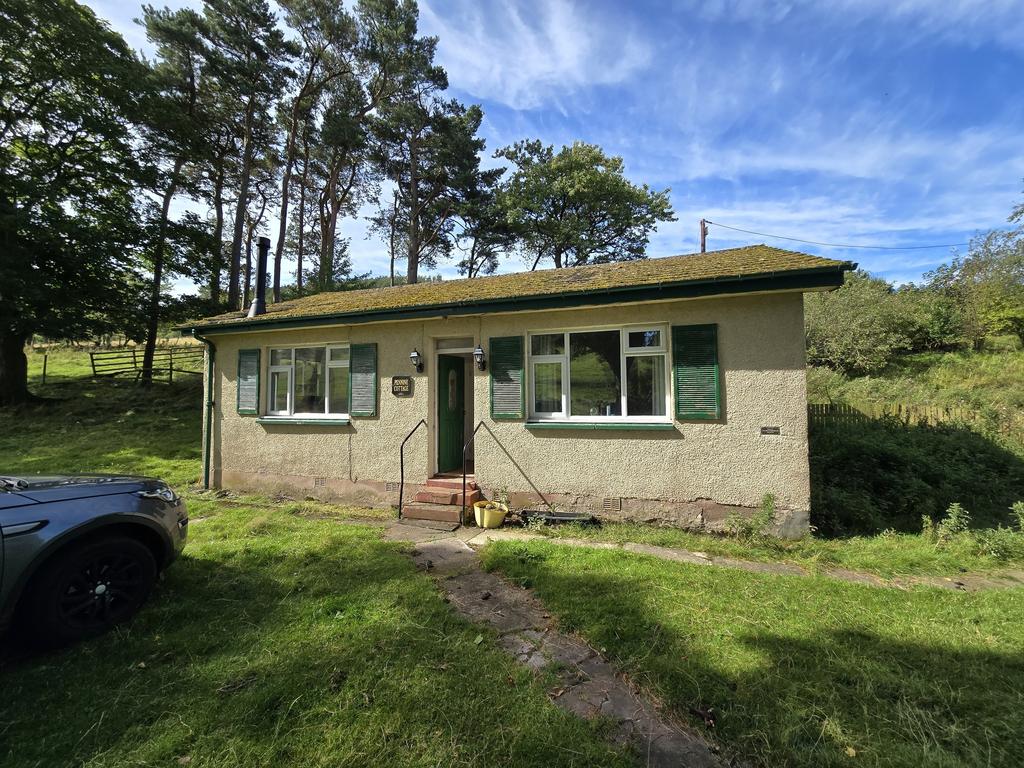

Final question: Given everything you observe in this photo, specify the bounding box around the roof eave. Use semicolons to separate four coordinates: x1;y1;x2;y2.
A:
183;263;854;337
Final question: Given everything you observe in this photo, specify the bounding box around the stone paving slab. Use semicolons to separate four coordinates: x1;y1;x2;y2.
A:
405;542;727;767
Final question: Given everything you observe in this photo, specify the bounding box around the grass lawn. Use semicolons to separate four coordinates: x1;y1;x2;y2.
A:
535;520;1024;578
0;504;634;768
5;346;1024;766
482;540;1024;768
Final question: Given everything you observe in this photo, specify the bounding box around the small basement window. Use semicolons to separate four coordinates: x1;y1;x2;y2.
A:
267;344;349;417
528;326;669;422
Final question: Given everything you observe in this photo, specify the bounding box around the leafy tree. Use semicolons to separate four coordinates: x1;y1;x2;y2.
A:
200;0;296;309
495;140;674;270
927;228;1024;348
805;271;912;375
137;5;212;383
272;0;358;301
0;0;146;405
374;91;488;283
453;165;515;277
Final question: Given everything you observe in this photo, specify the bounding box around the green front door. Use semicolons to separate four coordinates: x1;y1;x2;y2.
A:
437;354;465;473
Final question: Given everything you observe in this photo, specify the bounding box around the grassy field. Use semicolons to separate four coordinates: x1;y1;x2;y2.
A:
483;540;1024;768
1;505;634;768
535;519;1024;577
4;347;1024;767
807;346;1024;438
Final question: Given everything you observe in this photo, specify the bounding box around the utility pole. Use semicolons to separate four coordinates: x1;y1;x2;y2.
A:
699;218;709;253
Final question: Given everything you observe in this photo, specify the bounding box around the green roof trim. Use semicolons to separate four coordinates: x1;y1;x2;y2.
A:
186;246;854;336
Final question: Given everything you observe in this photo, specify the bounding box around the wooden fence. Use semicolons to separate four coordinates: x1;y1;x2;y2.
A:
808;402;1022;439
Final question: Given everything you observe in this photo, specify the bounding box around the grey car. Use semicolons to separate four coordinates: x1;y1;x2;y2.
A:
0;474;187;644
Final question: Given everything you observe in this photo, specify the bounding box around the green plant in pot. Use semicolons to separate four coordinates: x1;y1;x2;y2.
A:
474;486;510;529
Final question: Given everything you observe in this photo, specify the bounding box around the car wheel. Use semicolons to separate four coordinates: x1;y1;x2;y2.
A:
26;536;157;645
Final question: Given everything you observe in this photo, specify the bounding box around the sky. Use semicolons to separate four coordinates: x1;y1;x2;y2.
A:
84;0;1024;287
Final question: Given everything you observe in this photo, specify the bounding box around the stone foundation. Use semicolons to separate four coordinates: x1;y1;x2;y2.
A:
215;470;809;540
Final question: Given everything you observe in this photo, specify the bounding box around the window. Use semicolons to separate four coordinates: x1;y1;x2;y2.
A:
266;344;349;417
528;326;668;421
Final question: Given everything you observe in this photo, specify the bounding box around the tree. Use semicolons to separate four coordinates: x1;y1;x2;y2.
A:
137;5;211;384
453;165;514;277
927;228;1024;348
271;0;359;302
0;0;146;405
201;0;295;310
805;271;912;375
374;87;488;283
496;140;674;270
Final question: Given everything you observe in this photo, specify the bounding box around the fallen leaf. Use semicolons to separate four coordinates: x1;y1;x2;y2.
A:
845;746;857;757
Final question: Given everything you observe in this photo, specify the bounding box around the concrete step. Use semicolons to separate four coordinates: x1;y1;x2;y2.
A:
402;502;464;523
426;476;478;491
414;488;482;506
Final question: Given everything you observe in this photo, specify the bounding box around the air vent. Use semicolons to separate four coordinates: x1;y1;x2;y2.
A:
385;481;399;492
602;497;622;513
313;477;327;487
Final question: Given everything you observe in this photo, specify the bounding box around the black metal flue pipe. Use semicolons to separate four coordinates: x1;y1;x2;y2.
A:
247;236;270;317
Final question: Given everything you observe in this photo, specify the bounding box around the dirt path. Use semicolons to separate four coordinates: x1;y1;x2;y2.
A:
386;524;726;768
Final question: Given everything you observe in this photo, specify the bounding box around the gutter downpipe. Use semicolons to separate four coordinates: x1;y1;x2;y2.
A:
192;330;216;490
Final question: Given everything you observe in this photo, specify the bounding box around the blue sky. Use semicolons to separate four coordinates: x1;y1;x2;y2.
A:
85;0;1024;286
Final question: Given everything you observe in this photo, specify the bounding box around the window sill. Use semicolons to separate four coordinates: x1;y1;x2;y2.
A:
525;421;676;431
256;417;351;426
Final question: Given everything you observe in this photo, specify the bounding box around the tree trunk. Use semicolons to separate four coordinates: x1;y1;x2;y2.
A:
296;136;308;297
141;158;185;386
406;137;420;284
228;98;257;310
209;167;225;307
243;228;253;310
0;330;30;406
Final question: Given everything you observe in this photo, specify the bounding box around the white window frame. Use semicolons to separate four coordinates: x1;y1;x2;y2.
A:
264;343;350;418
527;324;671;423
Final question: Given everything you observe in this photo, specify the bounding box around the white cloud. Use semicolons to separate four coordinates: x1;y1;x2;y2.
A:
419;0;652;110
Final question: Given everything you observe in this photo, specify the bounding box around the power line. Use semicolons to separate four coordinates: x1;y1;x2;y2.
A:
705;220;968;251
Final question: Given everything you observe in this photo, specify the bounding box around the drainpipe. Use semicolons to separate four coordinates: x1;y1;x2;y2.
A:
192;330;216;490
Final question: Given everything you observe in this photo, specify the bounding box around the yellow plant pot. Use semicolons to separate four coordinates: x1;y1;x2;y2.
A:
473;501;509;529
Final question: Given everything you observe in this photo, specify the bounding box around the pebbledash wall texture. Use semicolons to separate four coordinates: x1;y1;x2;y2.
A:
199;291;813;538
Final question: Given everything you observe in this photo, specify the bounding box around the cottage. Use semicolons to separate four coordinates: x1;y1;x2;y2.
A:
185;245;852;538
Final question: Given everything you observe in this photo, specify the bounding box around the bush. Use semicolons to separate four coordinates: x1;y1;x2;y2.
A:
805;271;912;375
935;502;971;543
809;416;1024;536
727;493;777;542
974;527;1024;562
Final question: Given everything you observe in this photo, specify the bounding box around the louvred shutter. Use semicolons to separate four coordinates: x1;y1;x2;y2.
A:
489;336;525;419
672;324;720;420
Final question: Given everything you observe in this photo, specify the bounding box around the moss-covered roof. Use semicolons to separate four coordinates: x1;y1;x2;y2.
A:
190;245;852;333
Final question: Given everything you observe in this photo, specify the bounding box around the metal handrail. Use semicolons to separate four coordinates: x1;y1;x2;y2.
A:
397;418;427;519
462;420;487;523
461;420;555;524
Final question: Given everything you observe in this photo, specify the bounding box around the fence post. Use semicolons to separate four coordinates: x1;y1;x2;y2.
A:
42;353;48;385
169;348;174;383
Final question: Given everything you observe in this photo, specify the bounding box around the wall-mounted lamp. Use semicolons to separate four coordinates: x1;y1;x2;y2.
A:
473;344;486;371
409;348;423;373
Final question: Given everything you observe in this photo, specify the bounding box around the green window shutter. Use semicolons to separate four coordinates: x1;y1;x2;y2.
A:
489;335;525;419
237;348;260;415
349;343;377;417
672;324;720;420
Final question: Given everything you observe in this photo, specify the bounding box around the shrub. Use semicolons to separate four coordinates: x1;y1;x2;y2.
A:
936;502;971;543
1011;501;1024;531
810;416;1024;536
974;527;1024;561
727;493;777;541
805;271;912;375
